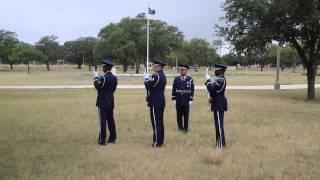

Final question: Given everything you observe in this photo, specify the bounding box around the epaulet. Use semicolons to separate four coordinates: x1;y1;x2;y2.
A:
217;76;225;80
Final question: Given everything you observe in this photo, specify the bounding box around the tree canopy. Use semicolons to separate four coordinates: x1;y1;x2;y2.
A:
64;37;98;69
217;0;320;99
35;35;61;71
0;29;19;69
9;43;47;64
95;13;184;73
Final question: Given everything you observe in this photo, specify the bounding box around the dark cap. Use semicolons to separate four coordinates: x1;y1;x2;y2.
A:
101;59;114;67
178;64;189;69
214;63;227;71
153;59;167;66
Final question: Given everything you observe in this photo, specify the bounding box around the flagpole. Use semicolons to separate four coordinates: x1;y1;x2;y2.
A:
146;0;150;74
145;1;151;102
147;13;150;74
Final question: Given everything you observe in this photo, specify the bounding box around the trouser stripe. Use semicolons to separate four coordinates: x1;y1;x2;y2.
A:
217;110;223;148
98;108;102;143
152;107;158;146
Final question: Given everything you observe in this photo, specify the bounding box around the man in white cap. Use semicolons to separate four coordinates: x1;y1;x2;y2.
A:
172;64;194;133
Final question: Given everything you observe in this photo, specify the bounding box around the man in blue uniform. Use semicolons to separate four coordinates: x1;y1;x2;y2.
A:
94;59;118;145
205;64;228;148
144;59;167;148
172;64;194;133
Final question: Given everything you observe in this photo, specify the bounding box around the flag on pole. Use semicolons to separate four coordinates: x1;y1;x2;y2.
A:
148;7;156;15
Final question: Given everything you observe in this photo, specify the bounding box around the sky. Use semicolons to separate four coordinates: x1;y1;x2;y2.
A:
0;0;229;54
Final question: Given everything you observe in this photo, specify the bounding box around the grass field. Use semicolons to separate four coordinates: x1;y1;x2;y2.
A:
1;89;320;179
0;64;317;86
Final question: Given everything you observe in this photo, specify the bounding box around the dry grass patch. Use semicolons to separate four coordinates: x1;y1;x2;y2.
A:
0;89;319;179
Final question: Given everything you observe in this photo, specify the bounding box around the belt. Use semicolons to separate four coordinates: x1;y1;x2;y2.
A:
176;90;191;93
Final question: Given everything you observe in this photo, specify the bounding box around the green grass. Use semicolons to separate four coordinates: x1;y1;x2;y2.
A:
1;89;320;179
1;64;318;86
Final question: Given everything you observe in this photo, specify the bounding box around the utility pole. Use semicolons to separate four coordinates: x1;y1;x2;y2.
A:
274;45;281;90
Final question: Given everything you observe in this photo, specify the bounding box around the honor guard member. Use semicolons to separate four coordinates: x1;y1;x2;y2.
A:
144;59;167;148
205;64;228;148
94;59;118;145
172;64;194;133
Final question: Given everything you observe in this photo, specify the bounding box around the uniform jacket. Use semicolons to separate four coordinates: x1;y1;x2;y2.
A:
172;76;194;106
94;71;117;109
205;75;228;112
144;70;167;108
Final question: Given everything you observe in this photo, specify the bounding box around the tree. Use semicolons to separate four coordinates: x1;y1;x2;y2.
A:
93;40;109;66
183;38;218;71
64;37;97;70
208;43;220;69
220;53;249;67
97;13;183;73
149;19;184;60
0;29;19;69
213;39;224;56
267;44;301;72
166;49;188;69
78;37;98;71
64;40;82;69
9;43;47;74
99;23;136;72
217;0;320;100
35;35;60;71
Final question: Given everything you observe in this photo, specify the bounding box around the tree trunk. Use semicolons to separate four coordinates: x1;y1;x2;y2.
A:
123;63;128;73
194;64;198;72
89;64;92;71
10;63;13;70
46;61;50;71
260;64;264;72
292;62;296;73
28;62;30;74
306;65;316;100
136;59;140;74
77;64;81;69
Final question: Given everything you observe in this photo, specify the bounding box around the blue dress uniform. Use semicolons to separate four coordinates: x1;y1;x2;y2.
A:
94;60;118;145
205;64;228;148
144;60;167;147
172;65;194;132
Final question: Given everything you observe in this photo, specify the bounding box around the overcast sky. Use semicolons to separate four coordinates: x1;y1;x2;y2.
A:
0;0;229;54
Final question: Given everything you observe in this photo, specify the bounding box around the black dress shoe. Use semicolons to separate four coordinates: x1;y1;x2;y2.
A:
153;144;162;148
183;129;188;133
98;142;106;146
107;140;116;144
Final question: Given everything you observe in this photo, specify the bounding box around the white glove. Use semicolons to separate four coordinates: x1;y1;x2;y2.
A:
205;74;211;81
144;72;149;79
93;71;99;78
173;100;176;105
189;101;193;106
